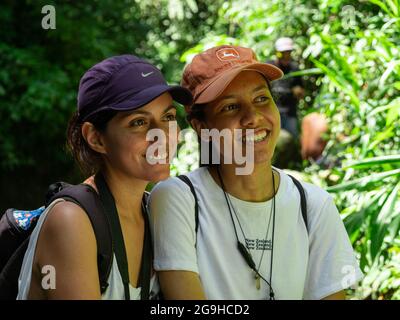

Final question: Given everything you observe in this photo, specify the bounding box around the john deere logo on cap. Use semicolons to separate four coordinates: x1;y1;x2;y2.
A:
216;48;240;61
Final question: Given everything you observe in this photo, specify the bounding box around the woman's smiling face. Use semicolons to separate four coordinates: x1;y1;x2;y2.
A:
200;70;281;166
99;92;179;182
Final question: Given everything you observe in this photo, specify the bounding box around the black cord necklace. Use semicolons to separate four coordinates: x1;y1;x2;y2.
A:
216;166;276;300
222;181;274;290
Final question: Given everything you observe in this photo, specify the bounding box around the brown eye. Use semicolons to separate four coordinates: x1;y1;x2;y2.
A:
222;104;239;112
130;118;147;127
165;114;176;121
255;95;269;103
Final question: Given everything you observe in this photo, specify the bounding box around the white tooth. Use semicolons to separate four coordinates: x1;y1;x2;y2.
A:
242;130;268;143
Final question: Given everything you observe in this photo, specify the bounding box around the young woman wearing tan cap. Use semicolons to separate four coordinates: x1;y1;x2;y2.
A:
149;45;362;300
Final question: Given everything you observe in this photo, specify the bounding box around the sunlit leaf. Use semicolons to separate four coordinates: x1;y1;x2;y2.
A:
344;154;400;169
326;169;400;192
370;182;400;261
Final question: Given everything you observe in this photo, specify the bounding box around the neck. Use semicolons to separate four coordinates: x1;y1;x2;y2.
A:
208;163;279;202
100;167;148;221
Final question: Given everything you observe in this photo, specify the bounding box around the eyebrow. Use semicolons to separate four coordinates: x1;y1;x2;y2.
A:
252;85;268;93
128;104;175;116
218;85;269;101
162;105;177;114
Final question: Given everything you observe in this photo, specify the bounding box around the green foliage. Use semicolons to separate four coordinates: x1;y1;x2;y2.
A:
0;0;222;210
170;129;199;176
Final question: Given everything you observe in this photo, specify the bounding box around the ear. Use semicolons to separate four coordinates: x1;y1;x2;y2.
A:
190;118;207;138
81;122;107;154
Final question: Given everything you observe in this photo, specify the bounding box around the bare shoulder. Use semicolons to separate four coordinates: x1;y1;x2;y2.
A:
41;200;95;242
35;200;97;264
32;200;100;299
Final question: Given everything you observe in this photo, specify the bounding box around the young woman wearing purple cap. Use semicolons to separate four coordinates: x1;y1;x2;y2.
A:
16;55;192;299
149;45;363;300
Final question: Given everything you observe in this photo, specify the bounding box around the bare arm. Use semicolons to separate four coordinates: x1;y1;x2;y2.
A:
159;270;345;300
158;271;206;300
322;290;346;300
33;201;101;299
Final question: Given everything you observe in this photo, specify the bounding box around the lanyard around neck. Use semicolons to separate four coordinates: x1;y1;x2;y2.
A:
216;166;276;300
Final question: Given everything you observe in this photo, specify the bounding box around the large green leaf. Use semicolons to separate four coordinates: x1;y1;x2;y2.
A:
282;68;323;79
369;0;400;17
344;189;388;244
326;169;400;192
311;58;360;109
370;182;400;261
344;155;400;169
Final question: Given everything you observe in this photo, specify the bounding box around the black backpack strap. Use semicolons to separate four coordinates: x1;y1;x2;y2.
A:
177;174;308;239
48;183;113;295
95;173;131;300
288;175;308;233
177;175;199;235
138;191;152;300
45;182;72;207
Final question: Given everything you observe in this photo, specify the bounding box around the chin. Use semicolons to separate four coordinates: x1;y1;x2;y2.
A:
146;165;171;182
253;149;274;164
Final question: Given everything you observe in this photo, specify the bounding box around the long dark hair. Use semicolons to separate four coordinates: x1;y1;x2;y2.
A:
66;110;118;176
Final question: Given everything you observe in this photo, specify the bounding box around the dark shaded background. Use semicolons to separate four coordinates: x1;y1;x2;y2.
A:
0;0;223;211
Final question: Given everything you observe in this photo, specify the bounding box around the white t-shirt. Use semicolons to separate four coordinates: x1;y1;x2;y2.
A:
17;199;159;300
149;167;363;300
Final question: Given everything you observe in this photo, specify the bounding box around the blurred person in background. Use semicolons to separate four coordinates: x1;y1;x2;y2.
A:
266;37;305;139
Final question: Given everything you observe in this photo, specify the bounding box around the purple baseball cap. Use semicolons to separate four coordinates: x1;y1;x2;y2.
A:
77;54;193;121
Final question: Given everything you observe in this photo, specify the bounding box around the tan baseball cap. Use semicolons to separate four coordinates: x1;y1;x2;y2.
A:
181;45;283;106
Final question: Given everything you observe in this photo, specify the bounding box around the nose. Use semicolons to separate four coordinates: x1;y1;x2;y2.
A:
151;118;180;149
240;103;261;128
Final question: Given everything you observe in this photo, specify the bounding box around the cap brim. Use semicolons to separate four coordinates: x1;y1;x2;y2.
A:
276;46;294;52
168;85;193;106
108;84;193;111
195;63;283;105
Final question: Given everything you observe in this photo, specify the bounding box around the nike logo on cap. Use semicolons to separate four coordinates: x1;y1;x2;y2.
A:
141;71;154;77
